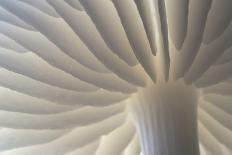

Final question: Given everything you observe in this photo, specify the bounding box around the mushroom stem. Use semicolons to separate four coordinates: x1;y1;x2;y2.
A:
129;80;199;155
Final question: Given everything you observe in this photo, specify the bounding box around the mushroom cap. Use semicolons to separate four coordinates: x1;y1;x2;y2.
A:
0;0;231;154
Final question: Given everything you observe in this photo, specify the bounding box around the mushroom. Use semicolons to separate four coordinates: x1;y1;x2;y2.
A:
0;0;231;155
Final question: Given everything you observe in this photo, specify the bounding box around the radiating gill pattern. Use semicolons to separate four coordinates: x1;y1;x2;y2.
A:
0;0;231;155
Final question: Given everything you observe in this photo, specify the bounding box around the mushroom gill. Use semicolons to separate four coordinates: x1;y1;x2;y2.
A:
0;0;231;155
